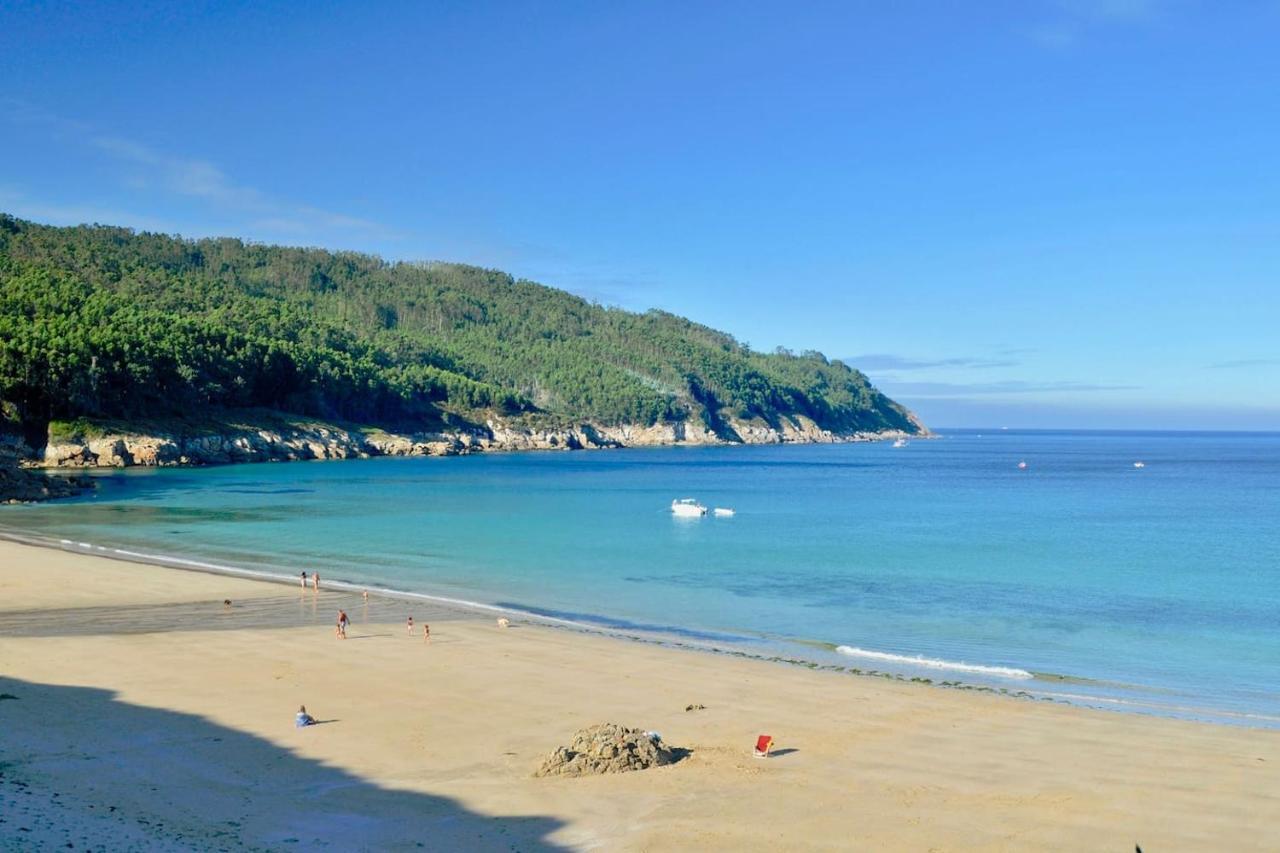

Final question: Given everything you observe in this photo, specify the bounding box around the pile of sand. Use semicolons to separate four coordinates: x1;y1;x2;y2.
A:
535;723;678;777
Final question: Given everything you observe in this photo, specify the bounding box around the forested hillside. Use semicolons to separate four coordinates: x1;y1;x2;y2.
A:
0;215;921;448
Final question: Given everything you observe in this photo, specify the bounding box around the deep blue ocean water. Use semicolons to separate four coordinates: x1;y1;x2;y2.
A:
4;429;1278;726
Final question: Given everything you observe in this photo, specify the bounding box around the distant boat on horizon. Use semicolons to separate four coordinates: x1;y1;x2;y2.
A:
892;438;908;448
1133;461;1146;468
671;498;707;517
1017;460;1028;470
713;507;735;517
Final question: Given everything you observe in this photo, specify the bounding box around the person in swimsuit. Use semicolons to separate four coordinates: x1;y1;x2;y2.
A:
300;571;308;589
312;571;321;591
336;609;348;639
422;623;430;644
406;616;414;635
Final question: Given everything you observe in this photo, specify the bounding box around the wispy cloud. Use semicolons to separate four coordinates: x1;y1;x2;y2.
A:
1206;358;1280;370
849;348;1137;402
844;352;1028;371
2;98;395;242
1029;0;1163;48
0;187;180;233
556;273;656;307
1059;0;1160;22
880;379;1139;398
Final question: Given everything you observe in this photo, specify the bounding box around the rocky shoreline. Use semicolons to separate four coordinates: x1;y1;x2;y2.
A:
3;413;925;501
0;442;92;504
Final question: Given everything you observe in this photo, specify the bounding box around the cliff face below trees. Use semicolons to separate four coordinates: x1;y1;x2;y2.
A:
29;413;921;472
0;440;89;503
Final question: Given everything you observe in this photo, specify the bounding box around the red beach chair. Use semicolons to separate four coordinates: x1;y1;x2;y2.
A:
753;734;774;758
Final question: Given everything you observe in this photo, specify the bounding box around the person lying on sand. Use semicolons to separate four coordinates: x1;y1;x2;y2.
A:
295;705;315;727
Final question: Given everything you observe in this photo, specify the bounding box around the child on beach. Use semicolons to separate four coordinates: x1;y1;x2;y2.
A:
406;616;414;635
423;623;430;644
295;705;315;727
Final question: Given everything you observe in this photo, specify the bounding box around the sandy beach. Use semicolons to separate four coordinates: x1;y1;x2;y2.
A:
1;538;1276;851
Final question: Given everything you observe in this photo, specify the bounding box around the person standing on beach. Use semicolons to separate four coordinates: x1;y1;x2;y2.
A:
312;571;321;591
423;623;430;644
300;571;308;589
406;616;414;635
336;609;348;639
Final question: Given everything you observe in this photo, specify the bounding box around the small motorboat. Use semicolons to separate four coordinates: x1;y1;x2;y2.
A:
892;438;908;448
1133;461;1146;468
671;498;707;517
1017;461;1028;470
713;507;735;517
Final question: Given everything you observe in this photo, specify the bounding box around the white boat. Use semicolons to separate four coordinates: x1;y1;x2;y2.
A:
1017;461;1028;470
713;507;735;517
671;498;707;517
1133;461;1146;468
892;438;908;448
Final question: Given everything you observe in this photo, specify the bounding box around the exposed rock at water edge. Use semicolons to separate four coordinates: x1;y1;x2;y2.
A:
34;414;922;471
0;440;92;503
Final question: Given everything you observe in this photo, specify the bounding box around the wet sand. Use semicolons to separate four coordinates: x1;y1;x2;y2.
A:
1;539;1276;850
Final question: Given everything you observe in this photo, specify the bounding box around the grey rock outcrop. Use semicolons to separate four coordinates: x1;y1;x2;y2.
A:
534;723;679;777
33;415;923;473
1;440;92;503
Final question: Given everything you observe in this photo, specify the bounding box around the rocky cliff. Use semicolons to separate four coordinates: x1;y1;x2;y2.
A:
0;440;91;503
28;413;922;471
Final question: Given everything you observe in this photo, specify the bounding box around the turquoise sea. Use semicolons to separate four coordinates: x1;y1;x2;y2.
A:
3;429;1278;726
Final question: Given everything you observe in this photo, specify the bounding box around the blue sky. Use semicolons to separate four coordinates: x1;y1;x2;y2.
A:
2;1;1278;428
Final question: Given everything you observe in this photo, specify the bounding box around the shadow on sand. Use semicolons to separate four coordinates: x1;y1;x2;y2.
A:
0;676;569;851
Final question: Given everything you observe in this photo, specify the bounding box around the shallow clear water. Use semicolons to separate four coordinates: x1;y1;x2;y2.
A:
4;430;1278;726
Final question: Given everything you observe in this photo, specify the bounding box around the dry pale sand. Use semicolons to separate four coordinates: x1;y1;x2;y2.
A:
1;538;1276;851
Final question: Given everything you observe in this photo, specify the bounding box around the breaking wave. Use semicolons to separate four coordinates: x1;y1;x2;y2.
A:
836;645;1033;680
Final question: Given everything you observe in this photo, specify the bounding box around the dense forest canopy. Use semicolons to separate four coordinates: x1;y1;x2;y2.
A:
0;215;921;446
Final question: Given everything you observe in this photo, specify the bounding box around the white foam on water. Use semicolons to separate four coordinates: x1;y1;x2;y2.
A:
1034;689;1280;721
836;645;1033;680
2;527;1276;728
